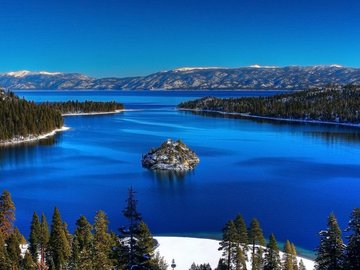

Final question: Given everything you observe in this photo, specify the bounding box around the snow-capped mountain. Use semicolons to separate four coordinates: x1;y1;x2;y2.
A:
0;65;359;90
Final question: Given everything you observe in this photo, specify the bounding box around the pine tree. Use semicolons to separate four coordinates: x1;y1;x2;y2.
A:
29;212;41;262
0;231;10;269
0;190;16;239
71;215;93;270
248;219;265;270
315;213;345;270
152;251;168;270
92;210;114;269
21;251;37;270
298;260;306;270
39;213;49;269
345;208;360;269
290;243;299;270
117;187;142;269
136;220;156;268
7;230;22;270
47;208;71;270
264;234;281;270
283;240;293;270
233;214;248;270
218;220;238;270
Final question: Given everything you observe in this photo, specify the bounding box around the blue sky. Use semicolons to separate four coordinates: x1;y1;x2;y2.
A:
0;0;359;77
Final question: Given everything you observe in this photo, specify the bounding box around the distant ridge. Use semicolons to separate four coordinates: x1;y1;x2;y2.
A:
1;65;359;90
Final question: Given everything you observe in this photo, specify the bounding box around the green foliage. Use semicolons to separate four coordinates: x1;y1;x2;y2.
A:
6;229;22;269
47;208;71;270
92;210;114;270
282;240;294;270
248;219;265;270
0;190;16;239
0;91;63;142
190;262;212;270
178;86;360;124
21;251;37;270
264;234;281;270
29;212;41;262
44;100;124;114
315;213;345;270
344;208;360;269
70;215;94;270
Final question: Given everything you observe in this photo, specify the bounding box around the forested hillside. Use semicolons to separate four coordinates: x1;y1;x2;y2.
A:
0;90;63;142
178;85;360;124
44;100;124;114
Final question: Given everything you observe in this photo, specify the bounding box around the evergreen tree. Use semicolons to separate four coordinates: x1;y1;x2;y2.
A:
290;243;299;270
315;213;345;270
152;251;168;270
21;251;37;270
264;234;281;270
39;213;49;269
248;219;265;270
71;215;93;270
282;240;293;270
29;212;41;262
0;190;16;239
117;187;142;269
218;220;238;270
215;259;228;270
136;220;156;268
298;260;306;270
233;214;248;270
47;208;71;270
345;208;360;269
0;231;9;269
7;230;22;270
92;210;114;270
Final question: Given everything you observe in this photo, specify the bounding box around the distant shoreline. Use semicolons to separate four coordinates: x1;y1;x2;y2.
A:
61;109;126;116
178;108;360;128
0;126;70;146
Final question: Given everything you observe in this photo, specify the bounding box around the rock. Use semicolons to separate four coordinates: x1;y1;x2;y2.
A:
142;139;200;171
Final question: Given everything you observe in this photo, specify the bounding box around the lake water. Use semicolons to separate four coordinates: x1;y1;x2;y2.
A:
1;90;360;256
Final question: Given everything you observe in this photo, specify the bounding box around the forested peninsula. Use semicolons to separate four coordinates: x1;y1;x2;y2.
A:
178;85;360;126
44;100;124;115
0;90;125;145
0;90;63;143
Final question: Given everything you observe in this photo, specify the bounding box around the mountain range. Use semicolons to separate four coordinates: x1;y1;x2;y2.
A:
0;65;359;90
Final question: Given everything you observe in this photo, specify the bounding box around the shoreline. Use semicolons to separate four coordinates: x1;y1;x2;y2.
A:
178;108;360;128
61;109;126;116
0;126;70;146
155;236;315;270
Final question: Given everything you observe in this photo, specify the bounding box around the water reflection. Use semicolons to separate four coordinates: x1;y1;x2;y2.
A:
183;110;360;145
0;136;58;168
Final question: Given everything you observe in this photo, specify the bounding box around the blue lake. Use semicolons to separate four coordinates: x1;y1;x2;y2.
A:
1;90;360;256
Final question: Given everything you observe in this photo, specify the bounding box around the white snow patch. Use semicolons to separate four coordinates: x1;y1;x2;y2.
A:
4;70;62;77
0;126;70;146
155;236;315;270
174;67;226;72
248;65;279;69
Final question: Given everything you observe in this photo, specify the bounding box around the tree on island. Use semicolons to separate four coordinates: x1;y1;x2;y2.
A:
315;213;345;270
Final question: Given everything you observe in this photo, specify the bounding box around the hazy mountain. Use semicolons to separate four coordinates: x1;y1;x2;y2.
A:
1;65;359;90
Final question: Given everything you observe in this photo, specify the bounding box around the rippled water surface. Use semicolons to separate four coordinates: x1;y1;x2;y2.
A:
1;90;360;254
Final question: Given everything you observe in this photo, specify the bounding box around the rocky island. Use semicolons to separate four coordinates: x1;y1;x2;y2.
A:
142;139;200;171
